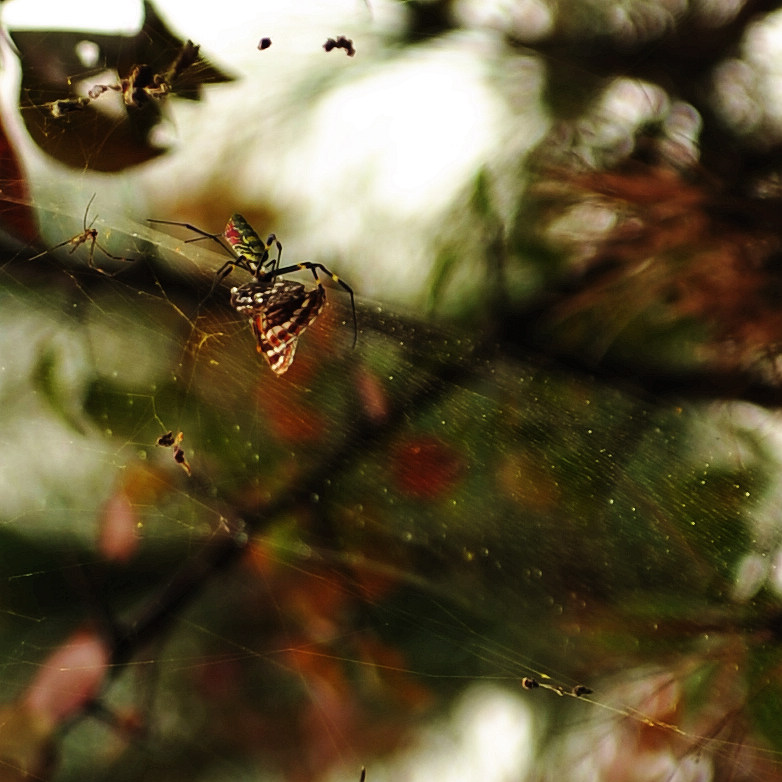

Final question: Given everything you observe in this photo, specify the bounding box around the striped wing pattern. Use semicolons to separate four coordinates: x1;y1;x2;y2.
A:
231;279;326;375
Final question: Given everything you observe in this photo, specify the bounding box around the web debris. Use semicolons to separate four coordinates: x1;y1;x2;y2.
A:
45;40;201;118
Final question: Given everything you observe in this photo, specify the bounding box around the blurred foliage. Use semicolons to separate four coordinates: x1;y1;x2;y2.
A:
4;1;782;781
418;0;782;408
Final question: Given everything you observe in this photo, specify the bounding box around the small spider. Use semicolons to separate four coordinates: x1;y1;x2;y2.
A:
149;213;357;375
28;195;131;275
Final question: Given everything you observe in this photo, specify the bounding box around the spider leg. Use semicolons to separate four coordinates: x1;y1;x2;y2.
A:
93;240;130;263
265;234;283;272
81;204;131;271
147;218;216;237
197;257;255;309
272;261;358;347
148;218;232;254
215;259;240;283
83;233;98;265
82;234;132;276
28;229;95;262
82;193;98;231
27;236;81;262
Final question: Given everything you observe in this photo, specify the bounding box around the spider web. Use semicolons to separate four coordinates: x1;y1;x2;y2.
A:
1;4;782;782
1;202;779;781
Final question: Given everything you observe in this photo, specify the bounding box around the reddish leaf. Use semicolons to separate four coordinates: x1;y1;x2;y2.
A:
98;490;139;562
0;114;35;243
354;367;390;423
392;436;465;498
23;629;110;725
260;389;325;443
354;635;435;710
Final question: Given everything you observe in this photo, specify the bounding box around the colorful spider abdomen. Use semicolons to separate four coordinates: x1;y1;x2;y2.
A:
224;214;276;268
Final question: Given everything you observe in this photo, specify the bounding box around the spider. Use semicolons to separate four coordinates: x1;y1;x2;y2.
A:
29;194;130;275
149;213;357;375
